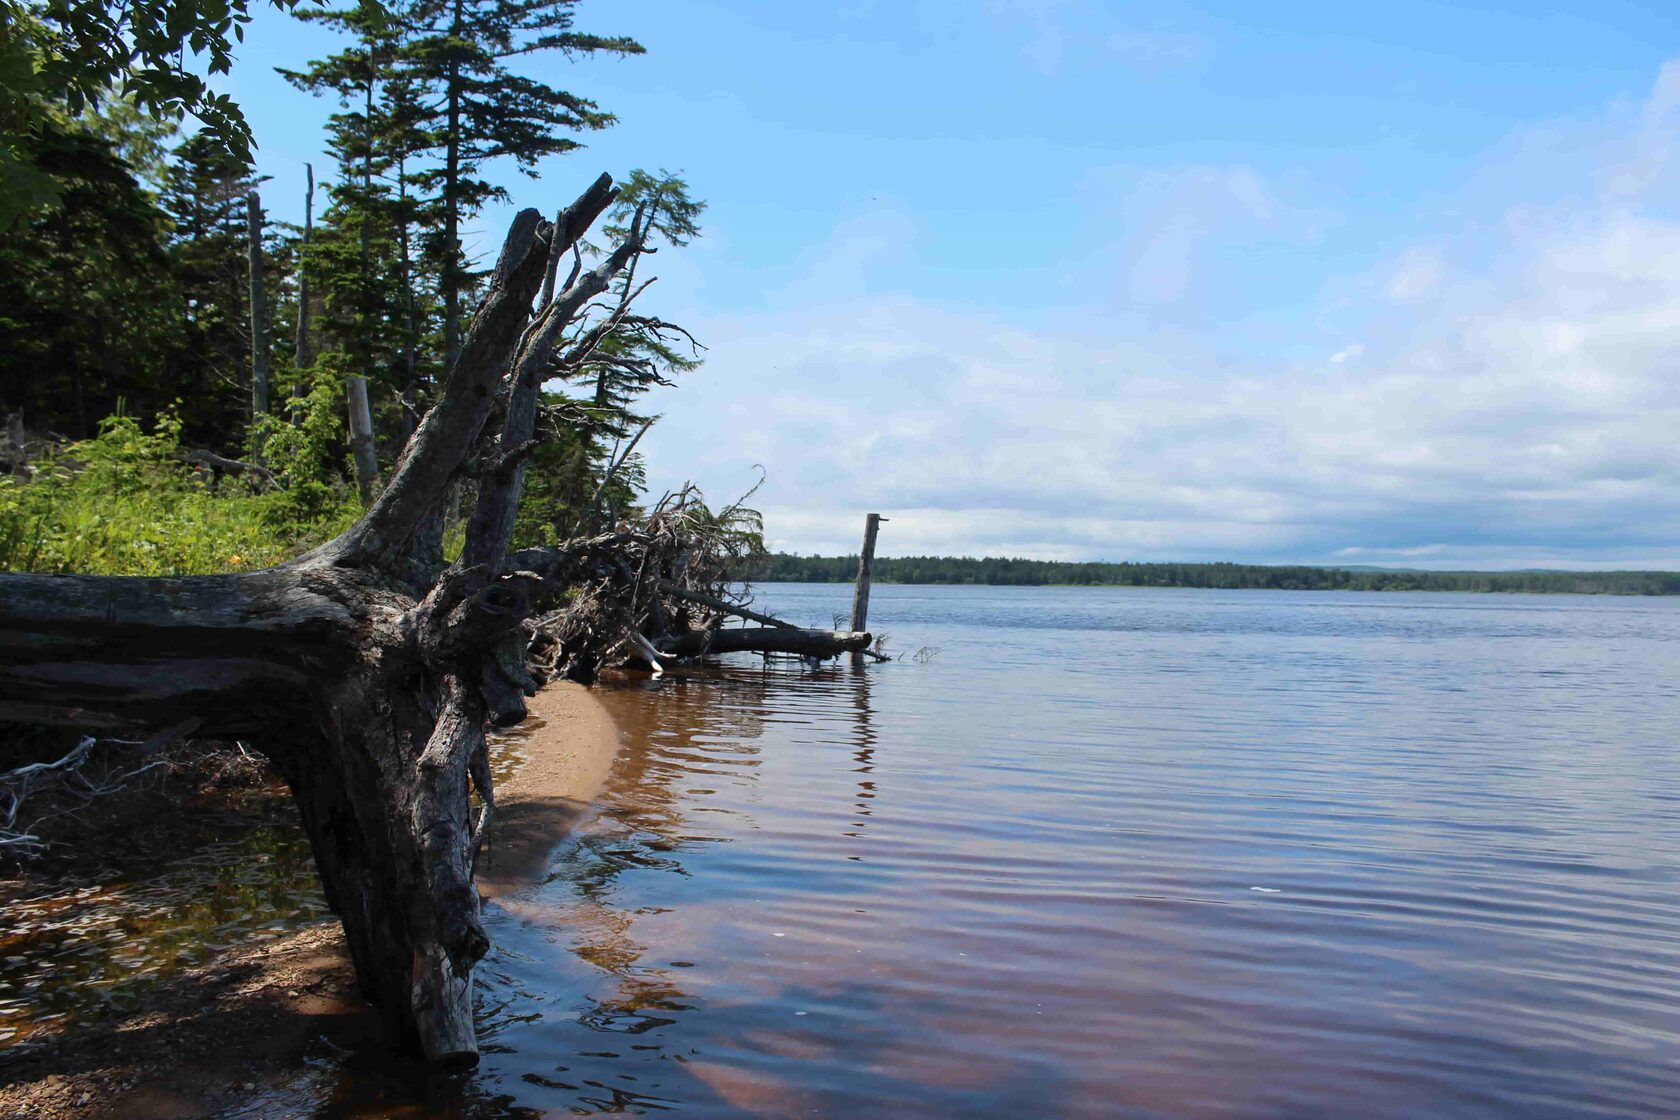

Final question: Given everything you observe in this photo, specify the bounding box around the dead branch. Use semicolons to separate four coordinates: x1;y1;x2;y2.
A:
181;449;281;489
656;580;797;629
0;734;172;856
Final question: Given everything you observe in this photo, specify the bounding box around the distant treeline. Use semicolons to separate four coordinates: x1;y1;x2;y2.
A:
759;555;1680;595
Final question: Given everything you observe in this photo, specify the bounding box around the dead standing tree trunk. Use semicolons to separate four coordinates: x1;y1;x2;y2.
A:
0;174;635;1065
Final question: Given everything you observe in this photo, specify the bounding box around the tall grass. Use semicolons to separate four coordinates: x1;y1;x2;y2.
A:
0;414;359;576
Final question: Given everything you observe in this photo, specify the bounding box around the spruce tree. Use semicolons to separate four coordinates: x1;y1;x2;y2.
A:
519;170;704;540
279;0;409;499
572;169;703;426
0;120;176;436
398;0;642;367
160;130;262;447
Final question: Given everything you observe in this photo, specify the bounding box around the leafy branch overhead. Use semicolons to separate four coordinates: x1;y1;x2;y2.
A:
0;0;300;223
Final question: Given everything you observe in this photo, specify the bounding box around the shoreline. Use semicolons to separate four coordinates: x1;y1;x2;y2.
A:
0;681;622;1120
475;681;622;899
756;577;1680;596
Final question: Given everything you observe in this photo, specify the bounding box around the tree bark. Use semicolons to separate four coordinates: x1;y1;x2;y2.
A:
850;513;884;667
347;375;380;504
655;627;872;659
247;191;270;419
656;581;796;629
294;163;315;371
0;179;639;1064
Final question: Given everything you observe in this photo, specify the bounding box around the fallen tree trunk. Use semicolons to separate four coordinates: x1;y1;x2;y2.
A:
655;626;872;659
181;448;279;488
656;580;797;629
0;174;649;1064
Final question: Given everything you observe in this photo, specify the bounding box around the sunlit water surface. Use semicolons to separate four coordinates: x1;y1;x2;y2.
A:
24;584;1680;1117
462;585;1680;1118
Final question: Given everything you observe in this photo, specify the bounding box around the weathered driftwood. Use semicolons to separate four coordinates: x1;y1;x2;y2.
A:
181;448;278;487
849;513;890;665
0;175;641;1065
656;580;796;629
6;411;29;478
294;164;315;371
522;490;878;674
850;512;884;636
655;626;872;659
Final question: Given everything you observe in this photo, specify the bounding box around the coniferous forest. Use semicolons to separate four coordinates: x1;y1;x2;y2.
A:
1;0;698;574
761;554;1680;595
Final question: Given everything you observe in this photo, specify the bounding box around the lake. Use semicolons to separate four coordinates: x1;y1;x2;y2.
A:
415;584;1680;1117
25;583;1680;1117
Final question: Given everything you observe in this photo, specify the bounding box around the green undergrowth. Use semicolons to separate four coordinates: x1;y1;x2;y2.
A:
0;412;359;576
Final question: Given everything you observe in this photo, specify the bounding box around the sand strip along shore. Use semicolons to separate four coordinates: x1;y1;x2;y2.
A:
0;681;623;1120
475;680;622;898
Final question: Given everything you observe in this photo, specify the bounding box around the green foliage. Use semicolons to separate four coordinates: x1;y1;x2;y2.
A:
158;130;261;447
510;394;650;546
760;554;1680;596
395;0;643;344
573;169;704;426
0;0;697;582
679;485;767;581
1;0;299;224
0;411;356;575
524;169;704;539
249;377;354;520
0;119;178;436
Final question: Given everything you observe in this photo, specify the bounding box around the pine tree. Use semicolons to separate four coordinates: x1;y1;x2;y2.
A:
379;62;444;440
280;0;410;499
159;130;261;448
0;119;176;436
518;170;704;540
398;0;643;367
304;112;415;500
571;169;703;426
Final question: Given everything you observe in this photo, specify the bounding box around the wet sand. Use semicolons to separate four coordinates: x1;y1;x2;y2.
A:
0;682;621;1120
475;682;621;899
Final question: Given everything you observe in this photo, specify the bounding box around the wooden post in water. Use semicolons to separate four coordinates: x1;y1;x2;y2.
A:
850;513;885;664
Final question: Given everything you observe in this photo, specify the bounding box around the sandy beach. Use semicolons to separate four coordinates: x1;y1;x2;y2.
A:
0;682;622;1120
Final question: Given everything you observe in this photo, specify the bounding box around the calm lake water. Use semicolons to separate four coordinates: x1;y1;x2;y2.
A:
18;583;1680;1117
454;584;1680;1118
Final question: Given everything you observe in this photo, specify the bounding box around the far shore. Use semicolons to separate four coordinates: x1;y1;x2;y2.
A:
0;681;623;1120
758;556;1680;596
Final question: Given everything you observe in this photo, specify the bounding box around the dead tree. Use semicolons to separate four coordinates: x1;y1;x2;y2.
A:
0;173;877;1065
247;189;270;418
526;487;874;679
0;175;639;1064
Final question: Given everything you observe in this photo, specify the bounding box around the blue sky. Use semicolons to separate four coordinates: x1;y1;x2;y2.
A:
226;0;1680;566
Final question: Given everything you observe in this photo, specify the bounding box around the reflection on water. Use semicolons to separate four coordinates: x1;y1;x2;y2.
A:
15;585;1680;1117
0;823;327;1046
0;728;535;1052
465;586;1680;1118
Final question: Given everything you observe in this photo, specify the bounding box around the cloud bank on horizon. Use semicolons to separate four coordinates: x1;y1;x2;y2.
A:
234;1;1680;570
637;55;1680;570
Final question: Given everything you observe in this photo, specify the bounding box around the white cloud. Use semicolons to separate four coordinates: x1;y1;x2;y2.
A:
1384;248;1444;302
639;59;1680;569
1089;164;1330;315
